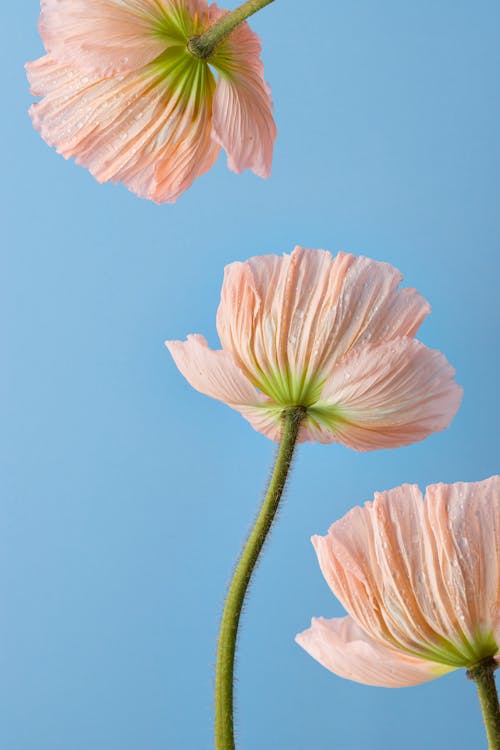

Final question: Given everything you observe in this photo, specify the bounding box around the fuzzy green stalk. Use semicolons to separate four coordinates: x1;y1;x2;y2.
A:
468;659;500;749
214;406;305;750
188;0;275;59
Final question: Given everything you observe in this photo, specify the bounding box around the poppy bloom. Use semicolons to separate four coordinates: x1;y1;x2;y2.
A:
296;476;500;687
167;246;462;450
26;0;276;203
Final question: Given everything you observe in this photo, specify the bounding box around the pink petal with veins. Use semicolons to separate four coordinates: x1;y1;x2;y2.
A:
38;0;205;76
166;334;259;407
311;337;462;450
168;247;460;445
425;477;500;644
27;56;219;204
216;247;431;393
296;617;451;688
308;478;500;670
210;7;276;178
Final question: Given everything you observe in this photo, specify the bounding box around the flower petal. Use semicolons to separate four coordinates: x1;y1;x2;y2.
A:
38;0;206;76
166;333;258;406
424;477;500;651
313;483;491;667
166;335;286;439
216;247;352;401
27;54;219;203
296;617;451;688
308;254;430;377
210;7;276;178
312;486;434;653
216;248;431;405
309;338;462;450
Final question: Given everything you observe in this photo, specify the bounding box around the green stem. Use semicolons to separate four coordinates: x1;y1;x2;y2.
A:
468;660;500;749
188;0;275;59
214;406;305;750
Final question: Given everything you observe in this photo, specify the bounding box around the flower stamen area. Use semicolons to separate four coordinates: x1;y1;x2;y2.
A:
403;630;498;669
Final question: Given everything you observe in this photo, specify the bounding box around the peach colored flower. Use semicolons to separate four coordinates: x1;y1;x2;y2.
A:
296;477;500;687
166;246;462;449
26;0;276;203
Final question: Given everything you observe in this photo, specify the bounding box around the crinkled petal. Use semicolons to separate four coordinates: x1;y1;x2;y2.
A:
309;338;462;450
216;248;352;401
210;6;276;177
296;617;451;688
38;0;207;76
166;334;258;406
166;335;287;438
27;55;219;203
307;253;431;375
312;486;438;655
216;248;430;404
313;483;496;667
424;477;500;648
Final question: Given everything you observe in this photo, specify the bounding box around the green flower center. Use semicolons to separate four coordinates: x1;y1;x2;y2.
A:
148;46;216;115
399;629;498;670
244;366;348;436
257;367;324;407
143;4;241;110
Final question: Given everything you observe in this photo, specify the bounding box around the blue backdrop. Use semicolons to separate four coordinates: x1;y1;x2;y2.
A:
2;1;499;748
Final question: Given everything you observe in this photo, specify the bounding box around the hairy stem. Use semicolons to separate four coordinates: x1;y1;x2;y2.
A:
468;660;500;749
214;406;305;750
188;0;275;59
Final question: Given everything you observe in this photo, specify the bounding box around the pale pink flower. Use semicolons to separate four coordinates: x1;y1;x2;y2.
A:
296;477;500;687
26;0;276;203
166;246;462;449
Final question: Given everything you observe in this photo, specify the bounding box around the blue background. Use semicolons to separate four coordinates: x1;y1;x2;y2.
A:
2;1;500;748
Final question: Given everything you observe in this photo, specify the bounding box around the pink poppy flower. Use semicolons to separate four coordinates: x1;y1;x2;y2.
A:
296;476;500;687
166;246;462;450
26;0;276;203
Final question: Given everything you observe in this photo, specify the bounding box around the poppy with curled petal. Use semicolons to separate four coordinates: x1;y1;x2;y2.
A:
26;0;276;203
296;477;500;687
166;246;462;450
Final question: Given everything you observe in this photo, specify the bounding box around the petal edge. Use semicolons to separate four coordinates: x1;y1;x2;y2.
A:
210;10;276;178
296;617;452;688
